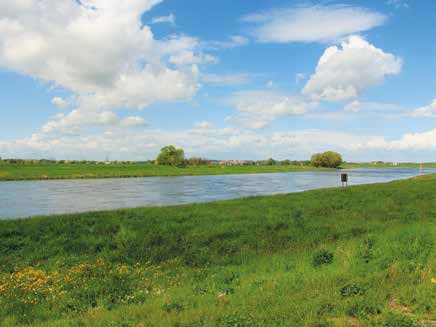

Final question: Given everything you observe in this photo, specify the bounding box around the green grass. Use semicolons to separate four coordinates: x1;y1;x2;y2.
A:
0;162;331;181
0;175;435;326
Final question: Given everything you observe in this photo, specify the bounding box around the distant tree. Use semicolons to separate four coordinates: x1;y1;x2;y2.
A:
311;151;343;168
282;159;291;166
156;146;185;167
266;158;276;165
185;157;210;166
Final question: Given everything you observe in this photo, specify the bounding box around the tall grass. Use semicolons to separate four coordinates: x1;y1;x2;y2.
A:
0;175;435;326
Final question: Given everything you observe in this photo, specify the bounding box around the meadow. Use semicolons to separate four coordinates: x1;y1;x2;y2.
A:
0;175;435;326
0;162;332;181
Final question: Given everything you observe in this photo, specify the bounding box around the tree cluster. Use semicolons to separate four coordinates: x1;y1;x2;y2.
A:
311;151;343;168
155;146;185;167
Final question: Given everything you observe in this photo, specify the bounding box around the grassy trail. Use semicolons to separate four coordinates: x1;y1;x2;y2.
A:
0;175;435;326
0;162;332;181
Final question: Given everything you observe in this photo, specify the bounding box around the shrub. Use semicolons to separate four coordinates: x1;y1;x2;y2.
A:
162;302;184;313
185;157;210;166
340;284;366;297
312;250;334;267
381;311;419;327
219;312;255;327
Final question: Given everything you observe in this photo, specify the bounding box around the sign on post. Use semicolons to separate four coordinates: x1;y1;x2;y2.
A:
341;173;348;187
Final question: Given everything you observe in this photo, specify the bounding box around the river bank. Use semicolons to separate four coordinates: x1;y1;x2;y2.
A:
0;162;333;181
1;175;434;325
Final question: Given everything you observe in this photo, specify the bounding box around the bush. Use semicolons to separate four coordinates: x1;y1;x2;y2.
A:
185;157;210;166
312;250;334;267
380;311;419;327
340;284;366;297
311;151;343;168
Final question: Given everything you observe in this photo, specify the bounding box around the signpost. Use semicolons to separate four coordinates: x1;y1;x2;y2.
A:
341;173;348;187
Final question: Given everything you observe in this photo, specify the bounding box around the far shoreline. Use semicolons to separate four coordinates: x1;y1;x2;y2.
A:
0;161;435;182
0;162;336;182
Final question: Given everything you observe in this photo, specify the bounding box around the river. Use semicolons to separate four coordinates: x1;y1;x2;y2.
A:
0;168;434;219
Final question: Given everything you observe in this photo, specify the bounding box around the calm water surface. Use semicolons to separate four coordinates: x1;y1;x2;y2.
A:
0;168;434;219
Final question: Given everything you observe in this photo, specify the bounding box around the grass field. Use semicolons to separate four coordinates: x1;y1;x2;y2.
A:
0;162;334;181
0;175;435;326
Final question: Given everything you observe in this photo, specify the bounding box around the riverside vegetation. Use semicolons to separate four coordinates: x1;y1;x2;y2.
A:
0;175;435;326
0;145;339;181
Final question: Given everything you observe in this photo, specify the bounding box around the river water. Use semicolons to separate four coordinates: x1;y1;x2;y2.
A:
0;168;434;219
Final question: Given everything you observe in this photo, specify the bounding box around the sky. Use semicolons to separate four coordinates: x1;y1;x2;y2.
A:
0;0;435;162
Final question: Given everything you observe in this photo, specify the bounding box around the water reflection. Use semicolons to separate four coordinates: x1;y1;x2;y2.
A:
0;168;434;219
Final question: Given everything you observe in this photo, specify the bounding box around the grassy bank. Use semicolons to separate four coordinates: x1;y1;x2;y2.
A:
1;175;435;326
0;162;331;181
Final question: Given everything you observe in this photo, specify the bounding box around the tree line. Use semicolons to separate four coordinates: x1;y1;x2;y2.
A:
0;147;343;168
155;146;343;168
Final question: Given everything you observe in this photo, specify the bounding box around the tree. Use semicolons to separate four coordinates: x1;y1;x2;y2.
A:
185;157;210;166
311;151;343;168
156;146;185;167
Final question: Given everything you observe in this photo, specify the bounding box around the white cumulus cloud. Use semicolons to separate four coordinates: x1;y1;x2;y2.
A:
303;36;402;102
0;0;209;134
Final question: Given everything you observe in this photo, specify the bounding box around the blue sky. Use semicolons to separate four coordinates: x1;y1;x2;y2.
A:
0;0;435;161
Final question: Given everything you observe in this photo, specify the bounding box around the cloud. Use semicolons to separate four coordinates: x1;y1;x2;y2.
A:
242;4;386;43
350;129;436;151
41;111;147;134
303;36;402;102
344;101;401;113
3;127;436;161
120;116;147;127
226;90;316;129
295;73;306;85
306;101;403;121
206;35;249;50
169;52;217;66
193;121;213;129
150;13;175;25
0;0;209;133
387;0;409;9
0;128;323;159
202;73;251;86
51;97;68;110
411;99;436;118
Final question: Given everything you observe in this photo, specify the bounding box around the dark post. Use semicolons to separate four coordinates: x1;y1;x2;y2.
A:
341;173;348;187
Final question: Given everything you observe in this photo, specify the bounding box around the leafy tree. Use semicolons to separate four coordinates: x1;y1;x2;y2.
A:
311;151;343;168
156;146;185;167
